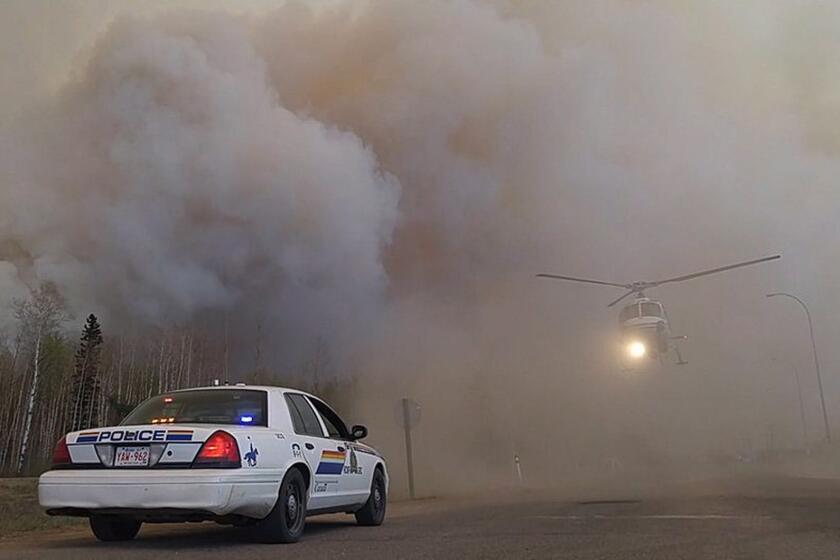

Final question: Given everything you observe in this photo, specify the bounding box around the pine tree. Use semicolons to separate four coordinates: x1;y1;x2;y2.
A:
69;314;103;432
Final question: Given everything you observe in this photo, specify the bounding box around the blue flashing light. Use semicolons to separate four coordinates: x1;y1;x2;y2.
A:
240;415;254;423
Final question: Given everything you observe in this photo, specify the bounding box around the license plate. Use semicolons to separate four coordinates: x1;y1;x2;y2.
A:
115;446;150;467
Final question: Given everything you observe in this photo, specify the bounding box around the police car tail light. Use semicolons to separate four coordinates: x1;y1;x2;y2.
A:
193;431;240;468
52;437;71;466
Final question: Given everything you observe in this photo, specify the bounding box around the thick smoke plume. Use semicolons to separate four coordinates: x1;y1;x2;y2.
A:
1;11;400;357
3;1;840;492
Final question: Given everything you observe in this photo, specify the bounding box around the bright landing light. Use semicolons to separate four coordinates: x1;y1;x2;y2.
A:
627;341;646;359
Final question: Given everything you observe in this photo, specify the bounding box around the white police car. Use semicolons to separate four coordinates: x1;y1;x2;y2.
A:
39;385;388;543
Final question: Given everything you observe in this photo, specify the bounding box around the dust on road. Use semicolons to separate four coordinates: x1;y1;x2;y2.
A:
4;477;840;560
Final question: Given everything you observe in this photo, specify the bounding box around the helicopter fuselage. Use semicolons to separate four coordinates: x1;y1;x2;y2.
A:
619;297;671;359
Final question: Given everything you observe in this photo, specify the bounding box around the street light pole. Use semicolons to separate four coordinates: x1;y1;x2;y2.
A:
793;366;809;449
771;356;810;450
767;293;831;443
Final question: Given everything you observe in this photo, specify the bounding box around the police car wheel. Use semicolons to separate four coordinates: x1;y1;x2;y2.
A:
89;515;141;542
254;468;307;543
354;468;386;526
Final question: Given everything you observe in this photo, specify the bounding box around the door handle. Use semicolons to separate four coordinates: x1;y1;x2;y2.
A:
337;446;345;453
305;443;314;450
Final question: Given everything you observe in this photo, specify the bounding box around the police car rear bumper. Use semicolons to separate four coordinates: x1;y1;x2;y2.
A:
39;469;282;519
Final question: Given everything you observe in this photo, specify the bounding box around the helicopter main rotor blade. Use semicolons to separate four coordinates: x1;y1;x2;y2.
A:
536;273;629;289
651;254;781;287
607;290;637;308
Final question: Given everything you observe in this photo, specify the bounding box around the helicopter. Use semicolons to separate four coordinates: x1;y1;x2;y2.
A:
537;254;781;367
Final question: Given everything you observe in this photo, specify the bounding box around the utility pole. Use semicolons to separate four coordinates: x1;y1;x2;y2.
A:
401;398;416;499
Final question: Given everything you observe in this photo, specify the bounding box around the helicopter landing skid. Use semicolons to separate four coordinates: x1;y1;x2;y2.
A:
671;337;688;366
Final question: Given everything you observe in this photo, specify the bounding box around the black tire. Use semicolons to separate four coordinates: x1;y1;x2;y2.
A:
89;515;142;542
254;468;307;543
355;468;387;526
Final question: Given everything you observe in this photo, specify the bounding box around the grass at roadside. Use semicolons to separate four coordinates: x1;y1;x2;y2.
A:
0;478;84;539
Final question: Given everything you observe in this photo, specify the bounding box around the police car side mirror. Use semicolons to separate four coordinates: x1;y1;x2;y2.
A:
350;425;368;441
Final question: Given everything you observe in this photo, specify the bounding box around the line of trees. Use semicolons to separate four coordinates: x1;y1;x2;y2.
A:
0;282;354;477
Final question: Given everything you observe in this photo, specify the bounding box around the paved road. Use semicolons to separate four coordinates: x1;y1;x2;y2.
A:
4;476;840;559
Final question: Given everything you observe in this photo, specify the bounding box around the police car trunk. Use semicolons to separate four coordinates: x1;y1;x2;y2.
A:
39;387;280;523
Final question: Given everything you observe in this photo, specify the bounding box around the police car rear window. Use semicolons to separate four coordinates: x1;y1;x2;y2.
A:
120;389;268;427
284;393;325;437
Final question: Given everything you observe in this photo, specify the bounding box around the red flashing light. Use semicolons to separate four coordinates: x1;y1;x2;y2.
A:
52;437;71;466
194;431;240;468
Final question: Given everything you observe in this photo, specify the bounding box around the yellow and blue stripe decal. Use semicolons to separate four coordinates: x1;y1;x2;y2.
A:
76;431;99;443
316;449;346;475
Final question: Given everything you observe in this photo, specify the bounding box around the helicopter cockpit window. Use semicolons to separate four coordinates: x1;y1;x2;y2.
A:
641;302;663;318
619;304;640;323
